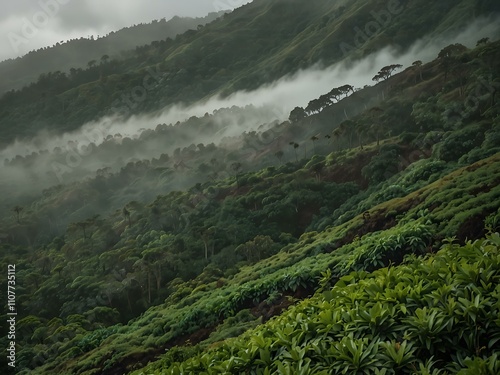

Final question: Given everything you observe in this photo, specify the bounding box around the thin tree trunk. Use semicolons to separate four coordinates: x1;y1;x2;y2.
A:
156;265;161;292
147;272;151;304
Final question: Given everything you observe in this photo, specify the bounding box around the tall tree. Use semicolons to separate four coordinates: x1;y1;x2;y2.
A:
339;120;355;149
368;107;385;147
327;87;341;103
310;135;319;154
438;43;467;82
305;99;323;115
355;122;366;150
338;84;355;98
289;107;306;123
332;128;343;150
412;60;423;82
373;64;403;82
12;205;23;224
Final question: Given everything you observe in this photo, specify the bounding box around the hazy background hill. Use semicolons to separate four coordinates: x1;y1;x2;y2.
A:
0;12;224;95
0;0;499;149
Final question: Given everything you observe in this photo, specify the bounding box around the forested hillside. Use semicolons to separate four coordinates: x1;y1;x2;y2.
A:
0;0;499;374
1;0;499;147
0;12;224;96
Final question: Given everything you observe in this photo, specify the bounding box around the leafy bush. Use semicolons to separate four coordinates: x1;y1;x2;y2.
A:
362;145;401;183
458;146;500;164
485;209;500;232
411;96;444;131
76;326;120;353
158;233;500;374
399;159;449;188
434;125;485;162
373;184;408;201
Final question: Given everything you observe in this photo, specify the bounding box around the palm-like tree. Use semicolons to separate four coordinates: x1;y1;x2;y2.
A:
331;127;343;151
339;120;355;149
355;122;366;150
310;135;320;155
13;206;23;224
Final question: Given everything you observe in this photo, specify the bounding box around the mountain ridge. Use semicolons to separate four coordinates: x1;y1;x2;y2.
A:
1;0;499;149
0;11;225;95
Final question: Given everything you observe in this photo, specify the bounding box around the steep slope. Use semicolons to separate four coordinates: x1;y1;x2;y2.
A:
0;0;499;147
151;233;500;374
1;38;499;374
2;38;498;246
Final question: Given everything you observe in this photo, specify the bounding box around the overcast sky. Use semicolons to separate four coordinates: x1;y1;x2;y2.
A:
0;0;252;62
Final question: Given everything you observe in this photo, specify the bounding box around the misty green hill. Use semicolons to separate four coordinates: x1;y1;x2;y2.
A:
0;12;224;96
0;0;499;148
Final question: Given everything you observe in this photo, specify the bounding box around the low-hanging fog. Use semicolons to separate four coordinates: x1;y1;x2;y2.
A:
1;14;498;223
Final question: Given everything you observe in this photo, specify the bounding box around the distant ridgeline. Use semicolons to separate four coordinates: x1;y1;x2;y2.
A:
0;11;225;95
0;0;499;147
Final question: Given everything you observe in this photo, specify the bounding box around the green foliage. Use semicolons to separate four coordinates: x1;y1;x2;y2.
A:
434;124;486;162
485;209;500;232
1;8;500;375
362;145;401;183
157;234;500;374
76;326;120;353
411;96;448;131
1;0;496;147
399;160;449;189
235;235;279;263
